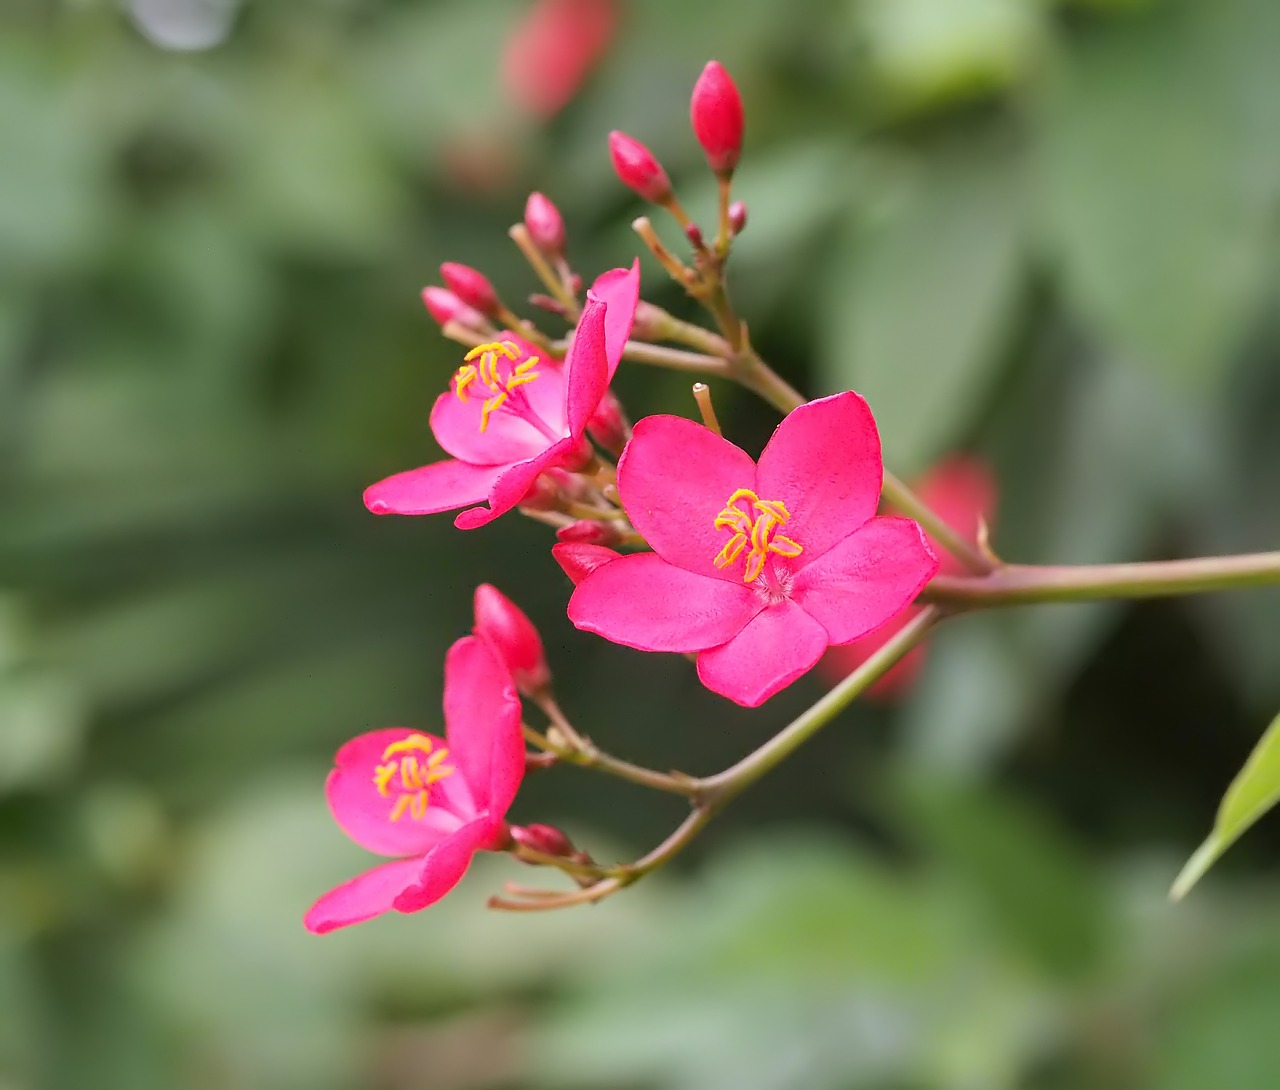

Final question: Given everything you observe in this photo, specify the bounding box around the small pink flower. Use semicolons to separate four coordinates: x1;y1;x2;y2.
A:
501;0;619;119
567;392;939;706
819;455;997;698
473;584;551;696
304;636;524;933
364;262;639;529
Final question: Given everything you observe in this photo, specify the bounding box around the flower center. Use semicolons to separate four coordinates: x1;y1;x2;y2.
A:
453;340;542;432
713;488;803;583
372;734;455;822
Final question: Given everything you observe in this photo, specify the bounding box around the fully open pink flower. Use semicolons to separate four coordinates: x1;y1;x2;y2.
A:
304;636;523;933
365;263;639;529
567;392;939;706
819;455;997;699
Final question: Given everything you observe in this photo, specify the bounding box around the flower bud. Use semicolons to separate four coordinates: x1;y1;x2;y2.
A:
631;300;670;341
421;286;485;330
690;60;744;174
551;542;620;585
556;520;621;546
728;200;748;236
608;131;673;204
510;823;575;857
684;222;705;249
524;191;566;254
519;474;561;511
586;390;630;454
473;584;551;696
440;262;500;317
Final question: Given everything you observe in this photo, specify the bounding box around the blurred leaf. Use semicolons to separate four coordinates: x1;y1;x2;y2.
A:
819;131;1025;472
1172;710;1280;900
0;670;85;795
1036;0;1280;385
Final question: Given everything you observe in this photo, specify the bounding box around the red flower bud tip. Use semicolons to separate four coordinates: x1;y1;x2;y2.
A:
608;131;673;204
690;60;744;175
511;823;575;858
473;584;551;696
586;389;630;453
440;262;500;317
684;222;705;249
728;200;748;236
421;286;484;330
524;191;566;254
555;520;620;546
551;542;621;585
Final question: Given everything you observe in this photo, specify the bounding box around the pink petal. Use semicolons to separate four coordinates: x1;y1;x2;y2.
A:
452;438;578;530
791;516;938;645
589;260;640;383
304;855;427;934
393;817;495;913
756;392;884;564
564;295;609;439
695;601;829;707
568;552;762;652
818;610;928;701
364;460;508;517
617;415;759;581
442;637;524;817
325;728;475;856
551;542;621;585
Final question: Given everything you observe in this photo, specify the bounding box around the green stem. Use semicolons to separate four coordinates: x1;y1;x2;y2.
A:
882;471;996;575
921;553;1280;608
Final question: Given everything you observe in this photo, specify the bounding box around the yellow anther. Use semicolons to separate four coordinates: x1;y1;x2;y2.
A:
453;343;542;429
711;488;804;583
372;733;455;821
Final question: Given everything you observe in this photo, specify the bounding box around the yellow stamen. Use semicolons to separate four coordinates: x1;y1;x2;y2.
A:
372;733;455;821
452;341;543;432
711;488;804;583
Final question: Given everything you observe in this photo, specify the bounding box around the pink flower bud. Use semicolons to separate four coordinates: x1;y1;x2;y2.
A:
501;0;618;120
690;61;744;174
728;200;748;236
473;584;551;696
551;542;620;585
421;286;485;330
440;262;500;316
631;300;669;341
684;222;705;249
519;474;561;511
608;131;673;204
524;191;566;254
511;823;575;857
586;389;630;453
556;520;620;546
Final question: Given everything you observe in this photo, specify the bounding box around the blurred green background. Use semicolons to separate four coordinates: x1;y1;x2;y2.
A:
4;0;1280;1087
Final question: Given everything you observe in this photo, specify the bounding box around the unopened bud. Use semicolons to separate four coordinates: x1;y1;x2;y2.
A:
586;389;630;453
608;131;673;204
421;286;485;330
569;272;583;294
631;300;670;341
511;823;575;858
551;542;620;585
440;262;500;316
684;222;705;249
728;200;747;236
524;191;566;254
519;474;561;511
529;292;569;317
556;520;621;546
690;60;744;175
473;584;551;696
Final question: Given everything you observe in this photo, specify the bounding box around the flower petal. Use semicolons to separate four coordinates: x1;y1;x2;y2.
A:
756;391;884;564
443;636;524;817
590;260;640;383
791;516;938;645
452;438;579;530
617;415;759;581
564;295;609;439
817;610;928;701
393;817;495;914
905;455;997;577
695;601;829;707
304;855;427;934
325;728;474;856
568;552;762;652
364;460;508;517
551;542;620;585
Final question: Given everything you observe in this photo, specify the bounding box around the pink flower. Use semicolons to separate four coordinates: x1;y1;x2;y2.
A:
819;455;997;699
305;637;524;933
501;0;619;120
364;262;639;529
567;392;939;706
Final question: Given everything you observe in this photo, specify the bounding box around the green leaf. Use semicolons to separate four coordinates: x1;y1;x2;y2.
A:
1172;710;1280;900
818;129;1025;473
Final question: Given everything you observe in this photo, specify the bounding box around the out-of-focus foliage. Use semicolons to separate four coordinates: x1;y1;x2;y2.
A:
2;0;1280;1088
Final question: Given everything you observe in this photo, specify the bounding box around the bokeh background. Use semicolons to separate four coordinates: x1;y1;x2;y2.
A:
4;0;1280;1087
